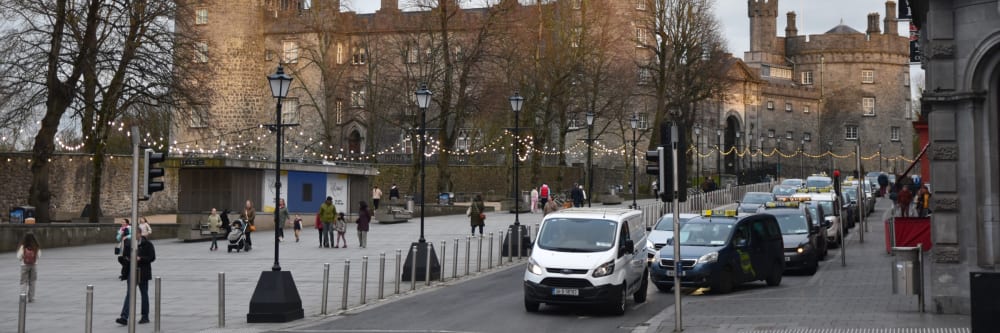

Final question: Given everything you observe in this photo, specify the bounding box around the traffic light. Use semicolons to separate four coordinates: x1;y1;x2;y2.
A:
646;122;689;203
645;146;666;200
143;149;165;198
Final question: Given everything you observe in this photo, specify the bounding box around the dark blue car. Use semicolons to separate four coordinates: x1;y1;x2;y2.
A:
650;212;784;294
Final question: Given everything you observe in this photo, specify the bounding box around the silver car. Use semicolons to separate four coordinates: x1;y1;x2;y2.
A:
645;213;699;262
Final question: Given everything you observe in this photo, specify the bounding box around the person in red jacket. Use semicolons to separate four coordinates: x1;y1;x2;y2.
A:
539;184;550;206
897;186;913;217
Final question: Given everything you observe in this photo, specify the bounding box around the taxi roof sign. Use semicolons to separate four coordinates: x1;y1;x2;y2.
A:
701;209;738;217
764;201;800;208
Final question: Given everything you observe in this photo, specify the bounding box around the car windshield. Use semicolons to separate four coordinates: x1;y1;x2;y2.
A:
804;205;821;225
654;216;693;231
772;186;797;196
537;218;617;253
782;179;803;186
742;193;773;204
844;188;858;201
677;222;733;246
818;201;835;215
775;214;810;234
806;178;833;188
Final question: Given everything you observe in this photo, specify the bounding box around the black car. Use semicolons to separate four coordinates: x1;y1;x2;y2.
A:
800;201;830;259
759;202;824;275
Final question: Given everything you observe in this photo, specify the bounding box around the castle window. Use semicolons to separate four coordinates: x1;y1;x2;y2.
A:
400;132;413;154
785;131;793;140
281;98;298;124
571;27;582;48
336;100;343;124
803;105;810;113
845;125;858;140
195;9;208;25
189;106;209;128
194;42;208;63
785;103;792;112
352;47;367;65
636;0;646;10
568;118;581;130
572;0;581;9
638;68;651;85
336;43;344;65
636;26;647;47
862;97;876;116
636;113;649;129
405;45;418;64
803;132;812;142
282;40;299;64
891;127;900;141
801;71;813;85
350;90;365;108
861;69;875;84
761;65;771;77
766;101;774;110
767;129;775;138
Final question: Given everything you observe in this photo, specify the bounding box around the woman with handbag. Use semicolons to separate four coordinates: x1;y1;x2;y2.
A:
240;200;256;251
469;194;485;236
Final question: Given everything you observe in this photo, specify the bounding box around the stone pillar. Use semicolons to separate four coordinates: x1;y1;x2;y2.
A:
785;12;798;37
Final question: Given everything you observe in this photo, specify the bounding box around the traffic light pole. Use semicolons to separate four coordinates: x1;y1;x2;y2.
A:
669;125;683;333
128;126;139;332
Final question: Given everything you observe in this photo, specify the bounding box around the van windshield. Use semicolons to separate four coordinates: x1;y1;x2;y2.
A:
537;218;617;252
677;223;732;246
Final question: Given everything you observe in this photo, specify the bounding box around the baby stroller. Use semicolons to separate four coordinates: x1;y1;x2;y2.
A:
227;219;248;252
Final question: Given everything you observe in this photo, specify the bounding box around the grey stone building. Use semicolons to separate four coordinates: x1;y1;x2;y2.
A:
909;0;1000;315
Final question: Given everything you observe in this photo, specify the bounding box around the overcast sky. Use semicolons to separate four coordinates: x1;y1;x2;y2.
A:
348;0;911;55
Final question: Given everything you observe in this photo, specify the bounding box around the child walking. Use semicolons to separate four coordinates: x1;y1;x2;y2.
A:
17;233;40;302
334;213;348;248
293;215;303;242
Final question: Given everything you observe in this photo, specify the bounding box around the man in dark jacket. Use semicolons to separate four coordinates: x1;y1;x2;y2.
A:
116;227;156;325
570;183;584;207
877;173;889;196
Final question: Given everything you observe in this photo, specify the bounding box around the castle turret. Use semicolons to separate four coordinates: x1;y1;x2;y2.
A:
379;0;398;12
867;12;881;35
748;0;778;52
884;1;898;35
785;11;798;37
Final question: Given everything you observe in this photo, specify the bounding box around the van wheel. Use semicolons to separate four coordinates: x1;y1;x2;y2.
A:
804;260;818;275
766;261;783;286
524;298;540;313
633;271;649;303
608;284;627;315
711;267;733;294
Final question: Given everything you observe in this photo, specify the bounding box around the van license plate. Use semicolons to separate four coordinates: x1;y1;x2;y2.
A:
552;288;579;296
785;256;791;262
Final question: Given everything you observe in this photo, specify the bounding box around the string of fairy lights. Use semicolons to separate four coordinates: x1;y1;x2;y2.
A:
1;126;917;165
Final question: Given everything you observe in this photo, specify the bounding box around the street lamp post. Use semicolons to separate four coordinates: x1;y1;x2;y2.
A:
586;112;595;207
629;114;639;209
510;92;524;224
694;125;701;188
827;141;834;173
776;136;783;180
736;131;742;184
247;65;303;323
878;142;883;172
799;139;805;178
401;83;440;282
758;137;764;180
716;129;722;177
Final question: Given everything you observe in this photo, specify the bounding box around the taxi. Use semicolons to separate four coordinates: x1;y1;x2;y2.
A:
758;201;826;275
649;209;784;294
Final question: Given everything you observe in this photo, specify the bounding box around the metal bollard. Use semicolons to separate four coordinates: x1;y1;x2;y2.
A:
488;233;494;269
517;226;523;260
321;263;330;315
508;229;513;263
218;273;225;327
18;293;26;333
477;235;483;272
465;236;471;276
155;277;161;333
360;256;368;305
378;254;385;300
410;246;417;291
440;241;447;282
394;250;401;295
453;238;459;279
341;260;350;310
85;285;93;333
425;242;432;286
498;230;505;267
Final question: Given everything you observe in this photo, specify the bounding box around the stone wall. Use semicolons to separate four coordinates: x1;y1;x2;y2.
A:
0;153;180;222
0;223;181;253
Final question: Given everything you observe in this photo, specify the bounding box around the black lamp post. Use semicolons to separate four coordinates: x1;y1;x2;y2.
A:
716;129;722;176
878;142;883;172
827;141;834;172
585;112;595;207
402;83;441;281
776;136;783;180
247;65;303;323
629;114;638;209
510;92;524;224
758;137;764;179
799;139;805;178
694;125;701;187
735;131;742;183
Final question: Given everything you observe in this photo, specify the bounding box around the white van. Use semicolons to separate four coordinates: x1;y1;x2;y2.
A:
523;208;648;315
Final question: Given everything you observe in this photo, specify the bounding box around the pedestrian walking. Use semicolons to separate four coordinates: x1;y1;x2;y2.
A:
539;183;550;207
17;233;40;303
276;198;289;242
897;186;913;217
389;183;400;201
543;198;559;216
115;226;155;325
877;173;889;196
292;214;303;242
319;196;337;248
220;209;232;239
139;217;153;237
469;194;486;236
335;213;348;248
571;183;584;207
530;188;539;213
315;213;323;247
241;200;256;251
916;185;932;218
207;208;222;251
580;185;588;206
372;186;383;211
357;201;371;248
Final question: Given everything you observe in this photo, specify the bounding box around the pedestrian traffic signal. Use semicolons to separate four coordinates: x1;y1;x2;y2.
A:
143;149;165;198
646;146;666;201
660;122;688;203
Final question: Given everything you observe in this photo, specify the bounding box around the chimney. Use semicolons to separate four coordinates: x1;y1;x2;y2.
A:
785;11;798;37
867;13;881;35
378;0;400;13
884;1;899;35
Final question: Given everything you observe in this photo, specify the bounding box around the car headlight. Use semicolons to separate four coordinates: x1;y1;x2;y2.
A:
697;251;718;264
527;258;544;275
592;260;615;277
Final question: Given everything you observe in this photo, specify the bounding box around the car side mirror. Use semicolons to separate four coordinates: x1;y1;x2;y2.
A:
623;239;635;254
735;238;748;248
822;220;832;228
646;226;652;232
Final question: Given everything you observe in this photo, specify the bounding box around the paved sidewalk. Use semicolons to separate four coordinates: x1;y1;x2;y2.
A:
644;197;971;333
2;198;652;333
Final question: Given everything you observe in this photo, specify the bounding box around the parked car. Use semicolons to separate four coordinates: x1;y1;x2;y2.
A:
649;210;785;294
646;213;700;263
800;201;830;259
805;175;834;191
738;192;775;214
781;178;805;188
771;185;798;200
794;193;844;248
524;208;648;315
759;202;824;275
